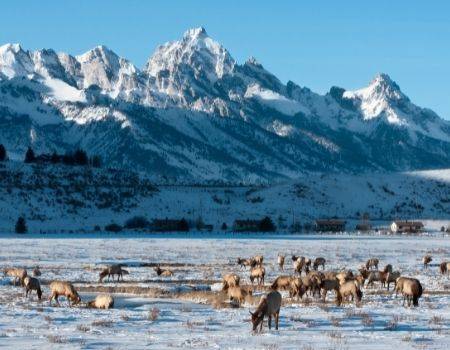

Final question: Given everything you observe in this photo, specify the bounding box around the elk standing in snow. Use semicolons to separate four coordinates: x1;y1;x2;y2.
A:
277;255;285;271
313;257;326;270
250;266;265;286
49;281;81;306
249;290;282;332
23;276;42;300
3;268;27;286
99;264;129;282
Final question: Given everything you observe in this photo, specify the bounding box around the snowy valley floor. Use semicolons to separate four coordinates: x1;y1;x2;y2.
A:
0;234;449;349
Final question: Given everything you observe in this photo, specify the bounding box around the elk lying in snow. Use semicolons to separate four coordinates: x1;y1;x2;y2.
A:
154;266;173;277
99;264;129;282
32;266;41;277
313;257;326;270
271;275;293;291
395;277;423;307
222;273;240;291
49;281;81;306
250;266;265;286
227;286;252;306
250;290;282;332
277;255;285;271
365;258;379;270
3;268;27;286
440;261;450;275
422;255;432;269
87;294;114;309
23;276;42;300
336;281;363;306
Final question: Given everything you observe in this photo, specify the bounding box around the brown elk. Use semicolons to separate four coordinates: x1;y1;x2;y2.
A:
395;277;422;307
99;264;129;282
222;273;240;291
23;276;42;300
249;291;282;332
3;268;27;286
237;257;254;269
49;281;81;306
277;255;285;271
320;278;340;303
365;258;379;270
87;294;114;309
271;275;293;291
422;255;432;269
440;261;450;275
154;266;174;277
250;266;265;286
313;257;326;270
227;286;252;306
336;281;363;306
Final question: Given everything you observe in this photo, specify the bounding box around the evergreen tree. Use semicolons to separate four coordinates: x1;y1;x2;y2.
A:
15;216;27;234
91;155;102;168
0;144;6;161
24;147;35;163
178;218;189;232
259;216;276;232
51;151;60;164
73;149;88;165
221;222;228;231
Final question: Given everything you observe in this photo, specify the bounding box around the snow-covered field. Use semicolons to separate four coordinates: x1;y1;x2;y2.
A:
0;234;449;349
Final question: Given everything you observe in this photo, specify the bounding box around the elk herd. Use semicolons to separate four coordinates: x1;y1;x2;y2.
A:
1;254;449;332
230;254;449;331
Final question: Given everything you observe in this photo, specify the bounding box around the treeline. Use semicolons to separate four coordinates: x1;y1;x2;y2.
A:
0;144;101;167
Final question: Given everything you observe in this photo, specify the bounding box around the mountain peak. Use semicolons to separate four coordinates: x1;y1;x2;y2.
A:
183;27;208;40
370;73;401;91
0;43;23;54
76;45;119;64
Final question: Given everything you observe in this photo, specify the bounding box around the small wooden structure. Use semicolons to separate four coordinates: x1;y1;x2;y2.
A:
315;219;346;232
233;219;261;232
390;220;424;233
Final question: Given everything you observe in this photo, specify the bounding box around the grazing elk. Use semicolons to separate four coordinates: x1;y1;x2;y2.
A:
440;261;450;275
236;258;254;269
422;255;432;269
395;277;422;307
320;278;340;303
154;266;174;277
289;277;306;300
277;255;285;271
23;276;42;300
271;276;293;291
253;255;264;266
249;290;282;332
227;285;252;306
87;294;114;309
99;264;129;282
313;257;326;270
365;258;379;270
366;271;389;288
222;273;240;291
250;266;265;286
336;281;363;306
49;281;81;306
3;268;27;286
384;271;401;291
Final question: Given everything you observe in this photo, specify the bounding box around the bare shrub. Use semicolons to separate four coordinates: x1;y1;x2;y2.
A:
92;319;113;328
361;314;374;327
384;317;398;331
46;335;68;344
329;316;342;327
429;315;444;325
76;324;90;332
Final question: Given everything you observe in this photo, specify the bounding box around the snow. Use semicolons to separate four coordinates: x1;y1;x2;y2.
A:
245;84;309;116
43;78;86;103
0;235;448;349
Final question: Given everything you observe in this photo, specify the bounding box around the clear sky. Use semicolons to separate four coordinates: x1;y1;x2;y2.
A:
1;1;449;119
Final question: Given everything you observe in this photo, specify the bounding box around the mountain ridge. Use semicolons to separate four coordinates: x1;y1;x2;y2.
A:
0;27;449;183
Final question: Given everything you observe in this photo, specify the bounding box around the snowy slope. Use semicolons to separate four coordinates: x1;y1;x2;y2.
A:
1;28;450;182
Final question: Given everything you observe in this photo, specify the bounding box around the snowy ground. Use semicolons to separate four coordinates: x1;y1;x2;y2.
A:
0;234;449;349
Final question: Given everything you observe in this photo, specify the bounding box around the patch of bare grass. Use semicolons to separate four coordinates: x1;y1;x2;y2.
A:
46;335;68;344
76;324;90;332
92;319;113;327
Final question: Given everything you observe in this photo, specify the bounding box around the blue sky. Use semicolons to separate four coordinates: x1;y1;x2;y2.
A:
1;1;449;119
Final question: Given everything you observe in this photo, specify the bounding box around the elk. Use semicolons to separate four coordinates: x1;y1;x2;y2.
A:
99;264;129;282
440;261;450;275
271;275;293;291
3;268;27;286
32;266;41;277
384;271;401;291
336;281;363;306
250;266;265;286
320;278;340;302
336;270;354;285
253;255;264;266
236;258;254;269
154;266;174;277
222;273;240;291
23;276;42;300
87;294;114;309
313;257;326;270
289;277;306;299
365;258;379;270
383;264;393;273
249;291;282;332
422;255;432;269
366;271;389;288
227;285;252;306
395;277;422;307
49;281;81;306
277;255;285;271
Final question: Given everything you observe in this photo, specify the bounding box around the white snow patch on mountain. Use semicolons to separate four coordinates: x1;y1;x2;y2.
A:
43;77;86;102
245;84;309;116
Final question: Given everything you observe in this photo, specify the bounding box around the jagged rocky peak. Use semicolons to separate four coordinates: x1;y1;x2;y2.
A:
0;43;34;78
145;27;235;82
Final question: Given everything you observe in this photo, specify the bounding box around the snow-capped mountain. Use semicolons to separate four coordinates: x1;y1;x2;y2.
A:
1;27;449;182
